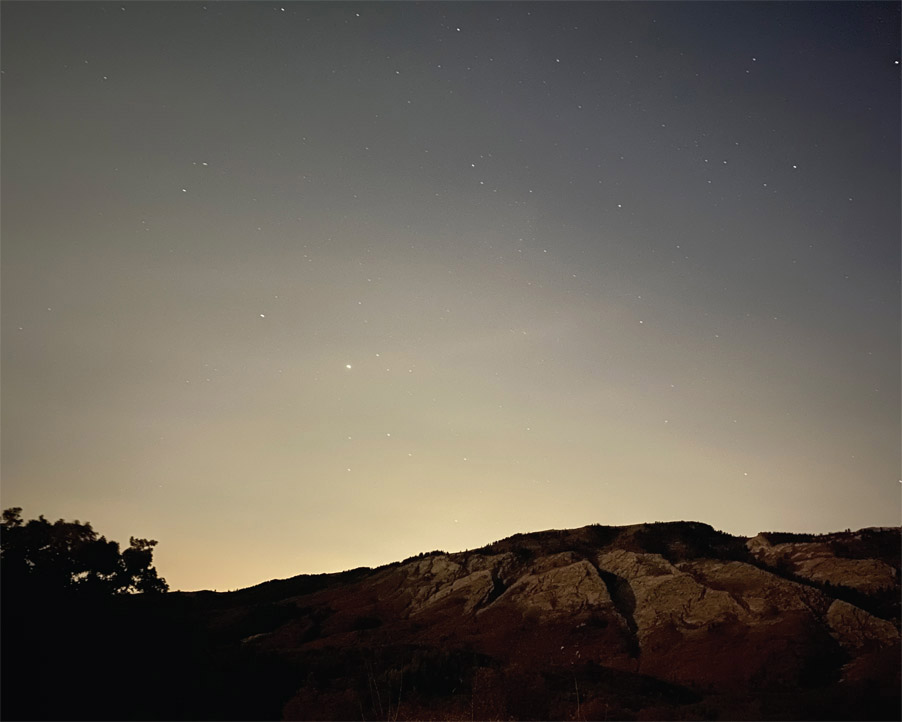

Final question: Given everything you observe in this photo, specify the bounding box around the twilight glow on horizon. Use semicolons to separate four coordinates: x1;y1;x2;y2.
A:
2;1;899;592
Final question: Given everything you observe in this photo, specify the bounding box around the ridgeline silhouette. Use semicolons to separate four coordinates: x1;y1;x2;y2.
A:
1;511;899;720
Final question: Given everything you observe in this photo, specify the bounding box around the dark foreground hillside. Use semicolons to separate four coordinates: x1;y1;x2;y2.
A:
2;521;899;720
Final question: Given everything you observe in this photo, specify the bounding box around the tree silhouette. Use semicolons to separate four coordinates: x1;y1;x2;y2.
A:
1;509;183;720
0;507;168;595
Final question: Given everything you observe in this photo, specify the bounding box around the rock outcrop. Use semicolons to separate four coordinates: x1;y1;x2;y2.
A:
597;550;748;639
747;531;899;594
826;598;900;651
488;556;618;617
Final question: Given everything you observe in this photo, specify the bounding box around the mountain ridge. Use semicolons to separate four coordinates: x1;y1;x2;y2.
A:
181;520;899;720
5;520;897;720
216;520;897;602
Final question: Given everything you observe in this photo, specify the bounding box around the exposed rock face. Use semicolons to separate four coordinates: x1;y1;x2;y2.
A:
179;522;902;720
402;552;516;615
680;558;830;616
597;550;747;640
826;599;900;651
413;567;495;615
747;532;899;594
488;557;617;616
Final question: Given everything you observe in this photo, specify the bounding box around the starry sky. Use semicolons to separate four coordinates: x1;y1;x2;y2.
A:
2;1;899;592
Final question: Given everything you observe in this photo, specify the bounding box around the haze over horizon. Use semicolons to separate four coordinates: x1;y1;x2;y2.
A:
2;1;899;592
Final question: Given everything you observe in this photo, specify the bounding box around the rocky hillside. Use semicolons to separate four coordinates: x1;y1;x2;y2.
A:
4;521;899;720
184;521;899;720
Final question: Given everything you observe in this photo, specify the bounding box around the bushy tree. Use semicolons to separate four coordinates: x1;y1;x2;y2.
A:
0;507;168;595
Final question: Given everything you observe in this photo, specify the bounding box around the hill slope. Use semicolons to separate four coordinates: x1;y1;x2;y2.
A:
193;521;900;720
4;521;899;720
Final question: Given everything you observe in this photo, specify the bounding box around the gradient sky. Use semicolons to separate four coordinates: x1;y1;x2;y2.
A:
2;1;899;592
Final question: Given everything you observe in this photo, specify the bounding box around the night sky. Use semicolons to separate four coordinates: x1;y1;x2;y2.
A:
2;1;899;592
